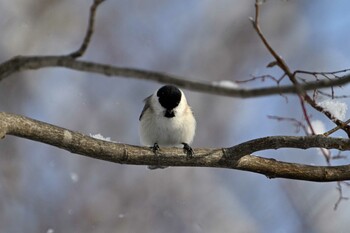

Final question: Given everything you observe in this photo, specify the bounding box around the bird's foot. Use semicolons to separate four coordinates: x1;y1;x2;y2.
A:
150;143;160;155
182;143;194;158
148;143;167;169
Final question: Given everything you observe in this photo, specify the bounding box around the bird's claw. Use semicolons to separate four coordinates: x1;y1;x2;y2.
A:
182;143;194;158
148;143;168;169
150;143;160;155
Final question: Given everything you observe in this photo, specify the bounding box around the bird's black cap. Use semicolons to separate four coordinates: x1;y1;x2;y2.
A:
157;85;182;111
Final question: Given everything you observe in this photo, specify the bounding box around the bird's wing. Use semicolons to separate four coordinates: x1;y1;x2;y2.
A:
139;95;152;121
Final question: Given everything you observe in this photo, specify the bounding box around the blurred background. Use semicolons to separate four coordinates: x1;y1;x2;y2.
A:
0;0;350;232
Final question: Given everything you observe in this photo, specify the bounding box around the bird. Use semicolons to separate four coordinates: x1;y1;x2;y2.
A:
139;85;196;166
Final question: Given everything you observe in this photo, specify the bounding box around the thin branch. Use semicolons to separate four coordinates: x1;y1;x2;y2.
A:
0;0;349;100
300;97;315;135
2;56;350;99
317;90;350;99
294;69;350;77
268;115;332;164
250;2;292;77
251;1;317;137
0;0;349;102
251;0;350;137
323;118;350;137
68;0;105;58
332;151;347;160
334;181;349;210
1;112;350;182
235;74;281;84
236;73;288;101
268;115;308;134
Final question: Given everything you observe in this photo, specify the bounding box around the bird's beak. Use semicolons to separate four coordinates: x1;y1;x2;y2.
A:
165;110;175;118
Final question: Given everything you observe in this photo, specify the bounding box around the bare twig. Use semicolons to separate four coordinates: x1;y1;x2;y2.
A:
250;2;292;77
1;0;350;101
334;182;349;210
250;0;350;169
0;0;348;103
268;114;332;163
251;0;350;138
294;69;350;77
236;74;281;84
296;71;350;99
331;151;347;160
300;97;316;135
68;0;105;58
323;118;350;137
236;73;288;101
250;1;316;136
320;148;331;166
317;90;350;99
268;115;308;134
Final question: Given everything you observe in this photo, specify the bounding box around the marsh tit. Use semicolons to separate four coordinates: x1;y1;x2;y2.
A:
139;85;196;159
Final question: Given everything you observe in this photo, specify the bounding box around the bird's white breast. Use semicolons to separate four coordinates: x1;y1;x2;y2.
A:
139;94;196;147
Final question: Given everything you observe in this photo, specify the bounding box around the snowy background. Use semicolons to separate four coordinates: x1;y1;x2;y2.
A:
1;0;350;232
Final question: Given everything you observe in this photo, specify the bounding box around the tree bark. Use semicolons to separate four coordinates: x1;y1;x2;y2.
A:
1;112;349;182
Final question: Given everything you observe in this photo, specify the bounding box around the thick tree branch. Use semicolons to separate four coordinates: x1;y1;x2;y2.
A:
1;111;350;182
1;0;350;189
1;55;350;99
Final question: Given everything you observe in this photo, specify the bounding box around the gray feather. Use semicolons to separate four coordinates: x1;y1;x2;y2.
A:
139;95;152;121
